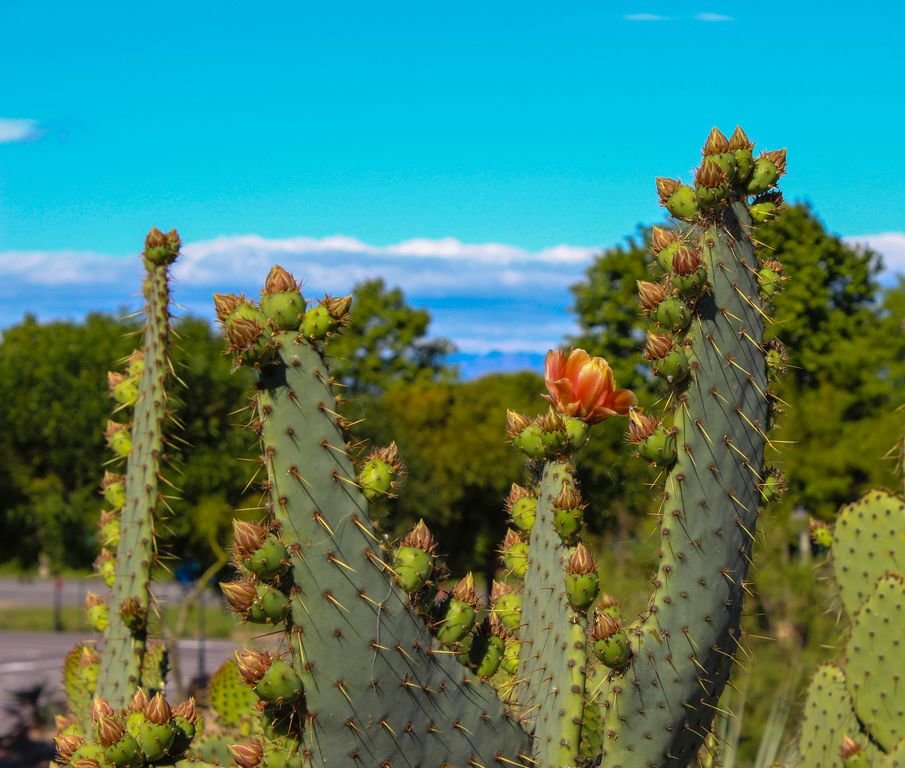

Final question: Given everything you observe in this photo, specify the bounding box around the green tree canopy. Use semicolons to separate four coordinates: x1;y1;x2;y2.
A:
326;278;456;395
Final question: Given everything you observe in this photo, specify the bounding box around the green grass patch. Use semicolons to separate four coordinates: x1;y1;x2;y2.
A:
0;600;236;639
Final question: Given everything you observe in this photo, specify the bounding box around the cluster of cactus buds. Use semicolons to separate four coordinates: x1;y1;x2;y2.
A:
656;126;786;222
54;691;198;767
221;520;292;625
215;264;352;368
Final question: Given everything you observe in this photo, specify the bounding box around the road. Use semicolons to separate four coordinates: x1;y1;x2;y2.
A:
0;576;192;608
0;631;235;738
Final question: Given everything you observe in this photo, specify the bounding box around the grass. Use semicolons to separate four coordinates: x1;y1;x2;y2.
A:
0;600;237;639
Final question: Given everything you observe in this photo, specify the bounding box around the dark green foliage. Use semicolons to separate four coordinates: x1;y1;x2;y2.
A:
325;277;455;394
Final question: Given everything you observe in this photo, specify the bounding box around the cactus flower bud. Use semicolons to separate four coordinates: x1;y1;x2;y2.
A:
145;692;172;726
436;573;478;645
491;581;523;632
91;697;114;722
236;649;272;685
564;544;599;612
221;579;258;613
702;127;730;155
637;280;668;312
505;484;537;533
230;740;264;768
96;715;125;747
728;125;754;152
500;529;530;579
261;265;305;330
232;520;268;556
172;697;198;723
402;519;437;552
359;442;406;500
657;178;699;220
672;246;702;276
839;735;862;760
55;734;85;762
394;519;437;591
808;517;833;548
324;294;353;324
262;265;299;296
129;687;149;713
143;227;180;267
590;608;632;669
552;484;585;543
544;348;635;425
631;411;677;467
644;333;674;360
627;408;660;444
118;596;148;634
213;293;245;323
650;226;678;253
505;410;532;439
105;420;132;458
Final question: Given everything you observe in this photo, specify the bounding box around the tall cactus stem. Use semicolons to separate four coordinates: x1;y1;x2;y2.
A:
96;229;178;707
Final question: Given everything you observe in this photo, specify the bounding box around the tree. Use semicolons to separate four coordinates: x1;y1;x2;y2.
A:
356;373;547;576
326;279;456;395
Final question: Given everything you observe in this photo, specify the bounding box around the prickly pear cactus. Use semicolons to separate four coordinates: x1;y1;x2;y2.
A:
216;269;533;767
203;127;788;768
799;489;905;767
95;228;181;708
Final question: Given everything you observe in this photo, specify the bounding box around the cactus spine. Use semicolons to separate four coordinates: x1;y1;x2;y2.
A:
95;228;180;708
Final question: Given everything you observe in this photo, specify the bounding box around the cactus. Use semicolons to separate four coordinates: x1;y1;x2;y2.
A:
590;125;783;766
799;488;905;767
207;129;784;768
94;228;180;708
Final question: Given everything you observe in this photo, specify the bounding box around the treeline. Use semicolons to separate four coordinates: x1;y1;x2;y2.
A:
0;205;902;579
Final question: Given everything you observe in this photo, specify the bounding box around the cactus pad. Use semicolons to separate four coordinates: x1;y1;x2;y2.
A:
833;490;905;618
799;663;857;768
845;573;905;752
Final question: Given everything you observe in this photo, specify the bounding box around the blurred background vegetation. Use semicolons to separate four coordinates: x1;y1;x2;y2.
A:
0;204;902;760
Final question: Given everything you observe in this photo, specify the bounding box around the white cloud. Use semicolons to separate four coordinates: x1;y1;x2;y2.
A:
694;12;734;21
624;13;670;21
844;232;905;276
0;234;601;364
0;118;42;143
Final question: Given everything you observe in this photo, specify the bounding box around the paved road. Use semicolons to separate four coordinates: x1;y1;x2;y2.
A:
0;632;235;738
0;576;194;609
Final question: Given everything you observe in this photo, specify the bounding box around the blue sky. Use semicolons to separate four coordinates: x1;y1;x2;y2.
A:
2;2;904;375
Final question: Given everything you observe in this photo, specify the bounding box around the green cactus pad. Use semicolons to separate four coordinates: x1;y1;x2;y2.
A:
833;489;905;618
62;642;99;723
881;737;905;767
250;332;531;766
601;200;771;766
799;663;857;768
516;462;589;768
208;659;259;730
845;573;905;752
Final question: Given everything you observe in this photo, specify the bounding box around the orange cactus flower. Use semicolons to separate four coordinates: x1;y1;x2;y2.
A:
544;349;636;424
